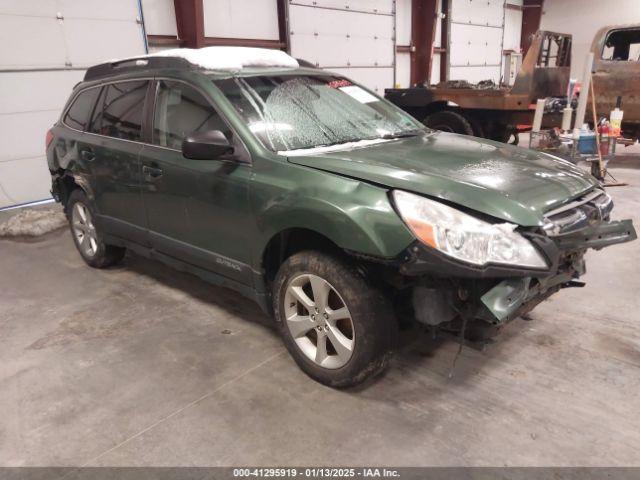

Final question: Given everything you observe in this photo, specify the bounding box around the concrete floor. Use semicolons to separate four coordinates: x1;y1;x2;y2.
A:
1;163;639;467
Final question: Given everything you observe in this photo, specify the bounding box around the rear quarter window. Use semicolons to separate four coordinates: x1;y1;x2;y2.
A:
63;87;100;131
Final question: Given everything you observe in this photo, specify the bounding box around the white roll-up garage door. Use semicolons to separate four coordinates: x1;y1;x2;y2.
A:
0;0;147;209
448;0;505;84
287;0;396;94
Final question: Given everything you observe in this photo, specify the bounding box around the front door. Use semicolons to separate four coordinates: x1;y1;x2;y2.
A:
141;79;254;284
85;80;150;245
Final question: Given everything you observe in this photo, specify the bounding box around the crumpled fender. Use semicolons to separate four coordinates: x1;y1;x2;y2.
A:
253;172;414;260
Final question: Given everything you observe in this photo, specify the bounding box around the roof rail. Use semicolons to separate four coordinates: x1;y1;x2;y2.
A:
296;58;318;69
84;56;194;82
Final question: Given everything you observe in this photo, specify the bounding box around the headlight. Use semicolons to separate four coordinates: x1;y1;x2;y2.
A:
392;190;547;269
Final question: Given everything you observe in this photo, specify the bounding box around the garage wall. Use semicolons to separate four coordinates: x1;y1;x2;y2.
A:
0;0;147;209
540;0;640;80
395;0;411;88
448;0;505;84
430;0;443;85
203;0;280;40
288;0;396;93
141;0;177;36
503;2;523;53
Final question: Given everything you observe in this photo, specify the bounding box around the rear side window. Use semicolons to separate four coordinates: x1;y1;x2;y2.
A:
88;80;148;141
152;80;230;150
63;88;100;131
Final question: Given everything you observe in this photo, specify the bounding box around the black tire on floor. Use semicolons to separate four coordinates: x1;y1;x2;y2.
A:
424;110;474;136
66;189;126;268
273;251;396;388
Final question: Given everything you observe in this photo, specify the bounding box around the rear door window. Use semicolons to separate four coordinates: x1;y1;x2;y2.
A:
88;80;149;141
64;87;101;131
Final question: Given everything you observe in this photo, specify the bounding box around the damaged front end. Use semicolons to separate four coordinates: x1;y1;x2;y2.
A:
400;189;636;347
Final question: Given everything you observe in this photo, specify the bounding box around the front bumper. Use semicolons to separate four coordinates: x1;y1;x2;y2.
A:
401;218;636;325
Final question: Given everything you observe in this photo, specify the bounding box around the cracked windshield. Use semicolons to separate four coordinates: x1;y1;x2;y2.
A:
214;75;423;152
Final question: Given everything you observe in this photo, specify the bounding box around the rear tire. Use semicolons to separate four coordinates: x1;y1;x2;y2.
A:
273;251;396;388
424;111;474;136
66;189;125;268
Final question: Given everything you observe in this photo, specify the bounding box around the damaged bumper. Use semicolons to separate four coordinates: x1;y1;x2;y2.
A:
403;217;636;326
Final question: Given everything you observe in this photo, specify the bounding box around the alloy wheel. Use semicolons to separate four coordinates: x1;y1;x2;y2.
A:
71;202;98;258
283;274;355;369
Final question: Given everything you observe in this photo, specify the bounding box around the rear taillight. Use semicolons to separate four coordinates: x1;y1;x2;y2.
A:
45;129;54;149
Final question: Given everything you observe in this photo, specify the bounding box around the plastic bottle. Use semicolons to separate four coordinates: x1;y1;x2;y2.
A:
610;108;623;138
610;96;624;138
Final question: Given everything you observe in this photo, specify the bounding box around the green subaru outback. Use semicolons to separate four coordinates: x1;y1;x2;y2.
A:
47;47;636;387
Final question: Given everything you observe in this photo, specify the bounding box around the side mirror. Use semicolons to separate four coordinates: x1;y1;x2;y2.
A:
182;130;234;160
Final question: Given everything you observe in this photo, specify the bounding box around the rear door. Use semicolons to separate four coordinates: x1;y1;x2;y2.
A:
86;80;150;245
140;79;254;284
58;85;102;194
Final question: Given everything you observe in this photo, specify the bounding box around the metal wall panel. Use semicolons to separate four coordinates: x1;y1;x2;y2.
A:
395;52;411;88
395;0;411;46
395;0;410;87
448;0;505;84
140;0;178;36
289;0;395;92
291;0;393;15
449;23;503;68
328;67;395;94
503;6;522;51
434;0;442;49
203;0;280;40
0;70;83;206
0;0;146;208
450;0;504;27
431;54;441;85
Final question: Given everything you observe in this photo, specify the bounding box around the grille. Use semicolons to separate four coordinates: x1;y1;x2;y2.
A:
542;189;613;236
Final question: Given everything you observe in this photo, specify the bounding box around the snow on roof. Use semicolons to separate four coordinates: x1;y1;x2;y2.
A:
148;46;299;70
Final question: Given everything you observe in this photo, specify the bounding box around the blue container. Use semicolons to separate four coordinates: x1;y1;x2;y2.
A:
578;134;597;154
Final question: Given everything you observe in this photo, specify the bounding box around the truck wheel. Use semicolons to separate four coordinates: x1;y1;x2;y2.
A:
424;111;474;136
489;125;518;144
67;189;125;268
467;116;485;138
273;251;396;388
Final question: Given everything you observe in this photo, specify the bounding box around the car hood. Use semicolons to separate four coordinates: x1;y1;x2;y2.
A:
285;131;598;226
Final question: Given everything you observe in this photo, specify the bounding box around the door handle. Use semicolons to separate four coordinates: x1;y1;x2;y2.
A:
80;149;95;162
143;165;163;181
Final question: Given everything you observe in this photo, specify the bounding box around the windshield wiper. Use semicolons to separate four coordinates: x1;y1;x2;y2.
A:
285;132;422;152
380;129;424;139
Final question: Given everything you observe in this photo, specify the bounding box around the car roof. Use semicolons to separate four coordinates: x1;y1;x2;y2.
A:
83;46;318;83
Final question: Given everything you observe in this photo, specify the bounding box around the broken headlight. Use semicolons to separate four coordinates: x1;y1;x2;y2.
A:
392;190;547;269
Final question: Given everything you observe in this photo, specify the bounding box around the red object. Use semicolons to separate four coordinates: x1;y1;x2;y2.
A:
598;123;610;156
45;129;54;149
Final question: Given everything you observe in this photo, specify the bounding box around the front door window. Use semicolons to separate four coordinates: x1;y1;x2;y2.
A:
153;80;231;150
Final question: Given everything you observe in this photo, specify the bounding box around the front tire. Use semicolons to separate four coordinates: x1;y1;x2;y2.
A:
67;189;125;268
273;251;396;388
